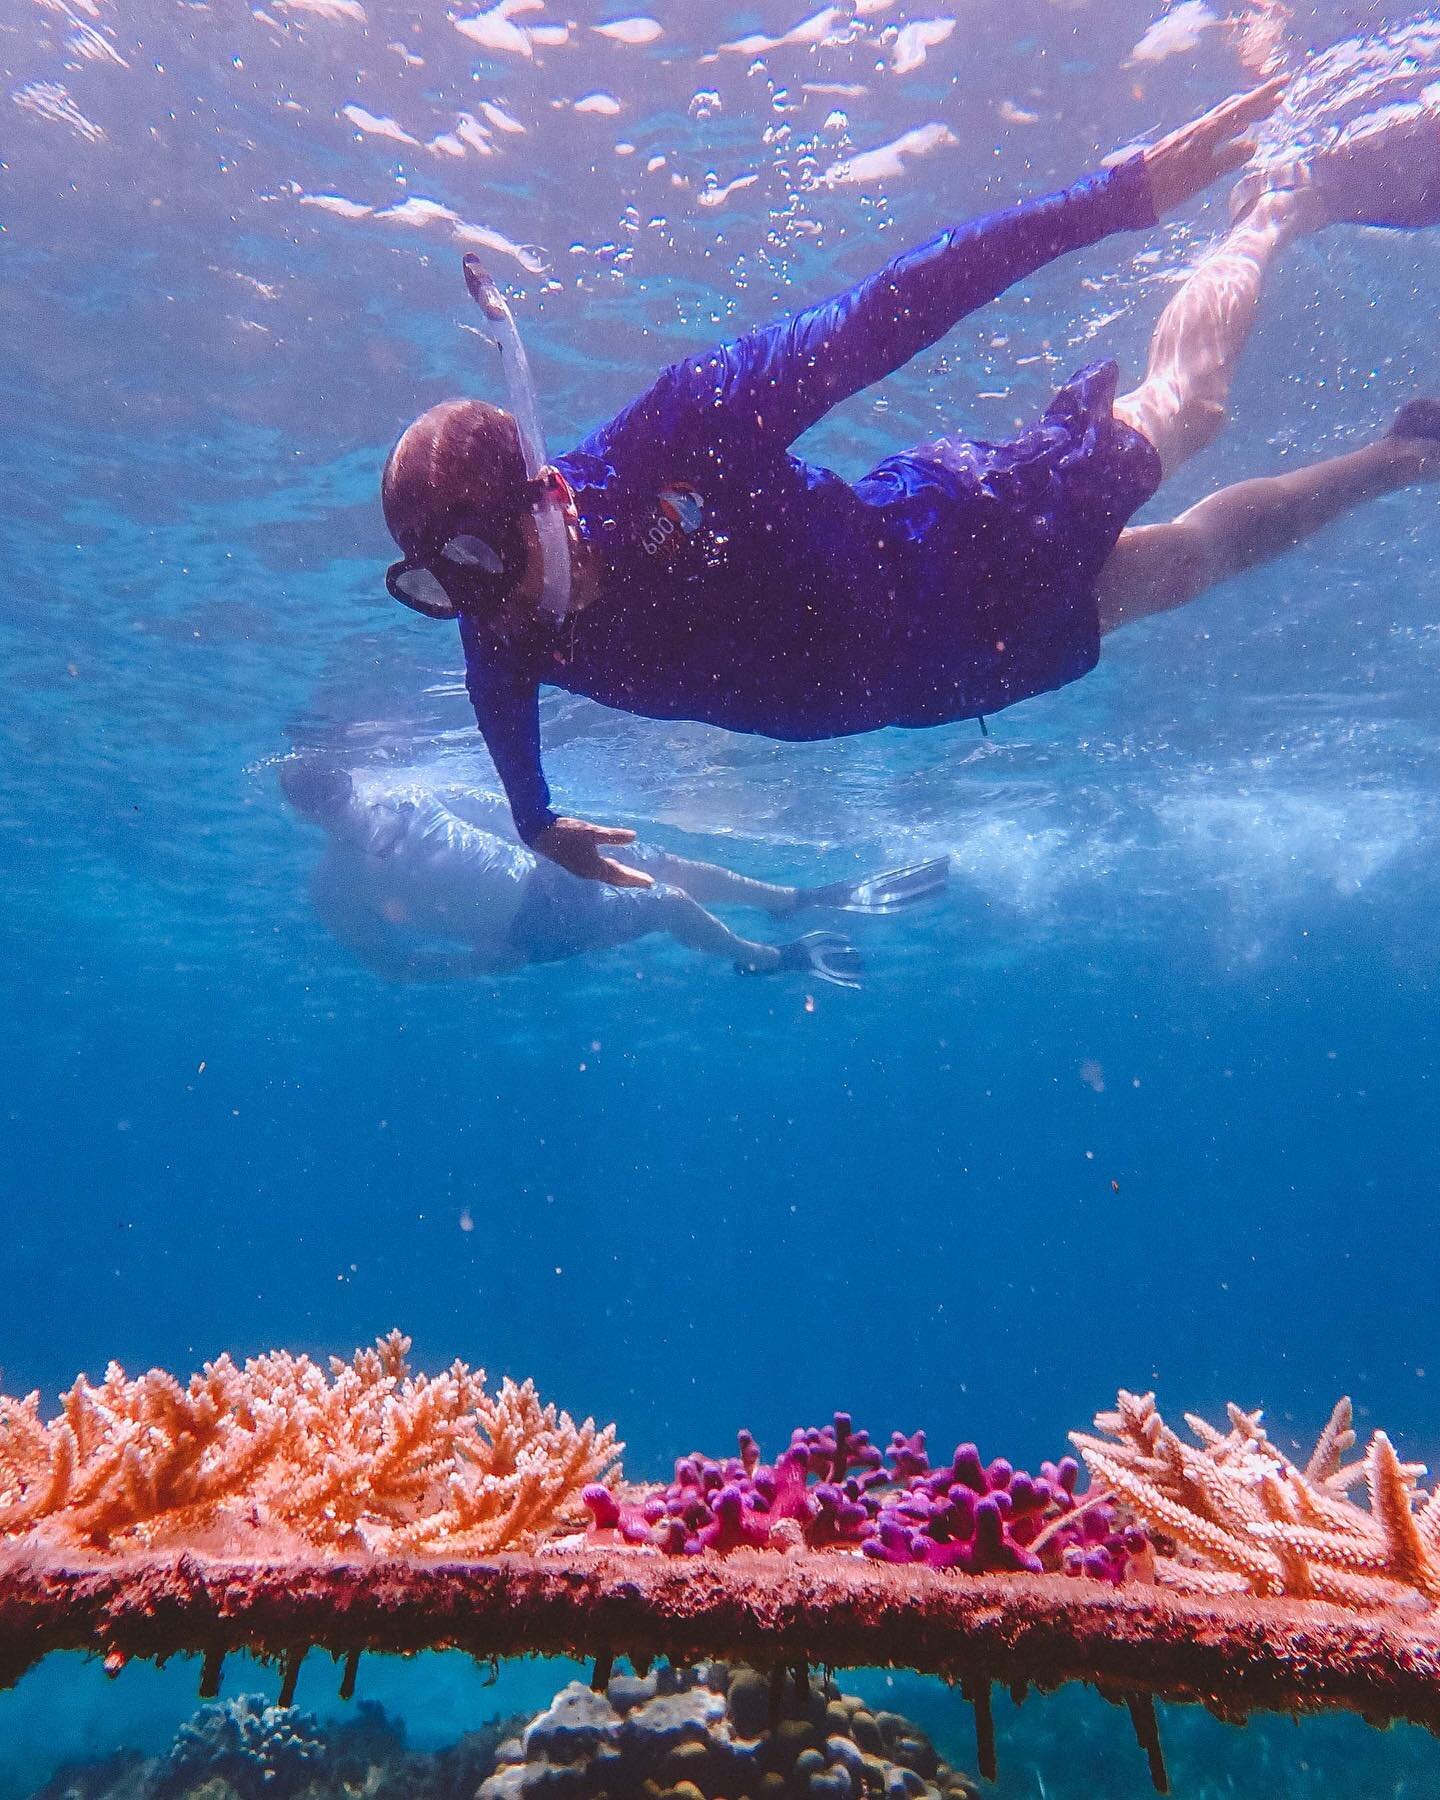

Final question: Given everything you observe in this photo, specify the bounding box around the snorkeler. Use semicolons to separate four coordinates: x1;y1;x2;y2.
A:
280;759;949;985
379;78;1440;886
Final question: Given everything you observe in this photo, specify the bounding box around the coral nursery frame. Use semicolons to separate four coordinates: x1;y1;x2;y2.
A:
5;1545;1440;1766
7;1338;1440;1788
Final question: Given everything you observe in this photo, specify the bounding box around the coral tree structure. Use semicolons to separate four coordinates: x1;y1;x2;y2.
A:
6;1343;1440;1791
0;1333;619;1556
584;1414;1144;1583
1073;1389;1440;1610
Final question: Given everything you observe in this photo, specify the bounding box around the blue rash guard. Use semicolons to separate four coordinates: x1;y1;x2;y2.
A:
460;158;1163;843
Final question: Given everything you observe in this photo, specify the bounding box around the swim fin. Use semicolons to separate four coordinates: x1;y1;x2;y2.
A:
779;931;865;989
801;855;951;916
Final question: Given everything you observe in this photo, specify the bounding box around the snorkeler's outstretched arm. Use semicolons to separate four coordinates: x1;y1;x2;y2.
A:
623;84;1283;451
461;615;652;887
461;619;555;845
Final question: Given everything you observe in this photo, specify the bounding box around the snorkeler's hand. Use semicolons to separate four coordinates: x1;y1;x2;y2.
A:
534;817;654;888
1142;78;1287;216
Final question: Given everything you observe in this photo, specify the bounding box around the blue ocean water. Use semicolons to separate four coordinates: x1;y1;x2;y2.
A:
3;0;1440;1792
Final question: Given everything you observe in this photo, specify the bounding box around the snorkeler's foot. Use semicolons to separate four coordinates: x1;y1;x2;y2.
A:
734;930;864;986
1384;398;1440;482
1390;398;1440;442
780;931;864;989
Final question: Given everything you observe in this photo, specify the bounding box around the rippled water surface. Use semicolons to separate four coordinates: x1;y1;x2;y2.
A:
3;0;1440;1793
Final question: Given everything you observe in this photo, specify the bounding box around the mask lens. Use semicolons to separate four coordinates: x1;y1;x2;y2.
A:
388;563;457;618
441;534;504;574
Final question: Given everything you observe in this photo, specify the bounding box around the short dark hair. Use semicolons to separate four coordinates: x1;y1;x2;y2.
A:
279;757;354;824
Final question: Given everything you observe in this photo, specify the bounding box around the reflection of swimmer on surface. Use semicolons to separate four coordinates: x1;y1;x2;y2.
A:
279;760;949;986
379;69;1440;889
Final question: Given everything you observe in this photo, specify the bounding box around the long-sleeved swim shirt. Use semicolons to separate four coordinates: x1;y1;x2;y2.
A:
460;157;1159;843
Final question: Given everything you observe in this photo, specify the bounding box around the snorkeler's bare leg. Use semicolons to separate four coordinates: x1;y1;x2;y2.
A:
628;848;951;917
1097;410;1440;631
1114;185;1324;478
628;885;790;970
626;848;801;915
633;885;863;982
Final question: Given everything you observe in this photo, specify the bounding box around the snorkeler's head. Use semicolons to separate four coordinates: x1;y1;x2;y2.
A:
279;757;356;826
382;399;534;619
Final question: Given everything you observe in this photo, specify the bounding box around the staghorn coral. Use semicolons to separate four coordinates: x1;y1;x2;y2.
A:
583;1414;1147;1584
1073;1390;1440;1610
0;1333;619;1556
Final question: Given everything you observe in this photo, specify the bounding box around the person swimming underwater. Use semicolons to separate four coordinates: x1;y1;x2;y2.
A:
280;758;949;984
380;76;1440;887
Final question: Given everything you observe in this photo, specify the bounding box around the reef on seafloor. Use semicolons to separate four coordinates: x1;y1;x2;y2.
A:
25;1693;519;1800
21;1667;975;1800
7;1336;1440;1791
477;1660;978;1799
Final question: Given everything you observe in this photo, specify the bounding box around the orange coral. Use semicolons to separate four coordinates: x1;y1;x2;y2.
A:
0;1332;620;1556
1074;1390;1440;1611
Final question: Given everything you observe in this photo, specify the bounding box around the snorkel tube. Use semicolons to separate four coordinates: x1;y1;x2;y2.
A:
461;254;573;623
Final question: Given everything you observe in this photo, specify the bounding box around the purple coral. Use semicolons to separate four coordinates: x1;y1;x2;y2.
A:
582;1415;1146;1584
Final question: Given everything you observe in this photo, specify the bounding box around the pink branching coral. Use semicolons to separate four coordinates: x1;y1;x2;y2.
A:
583;1413;1146;1582
0;1332;620;1555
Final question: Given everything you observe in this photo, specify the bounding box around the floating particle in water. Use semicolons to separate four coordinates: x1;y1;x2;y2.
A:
690;88;722;121
573;91;623;116
459;1208;474;1232
1079;1059;1105;1092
